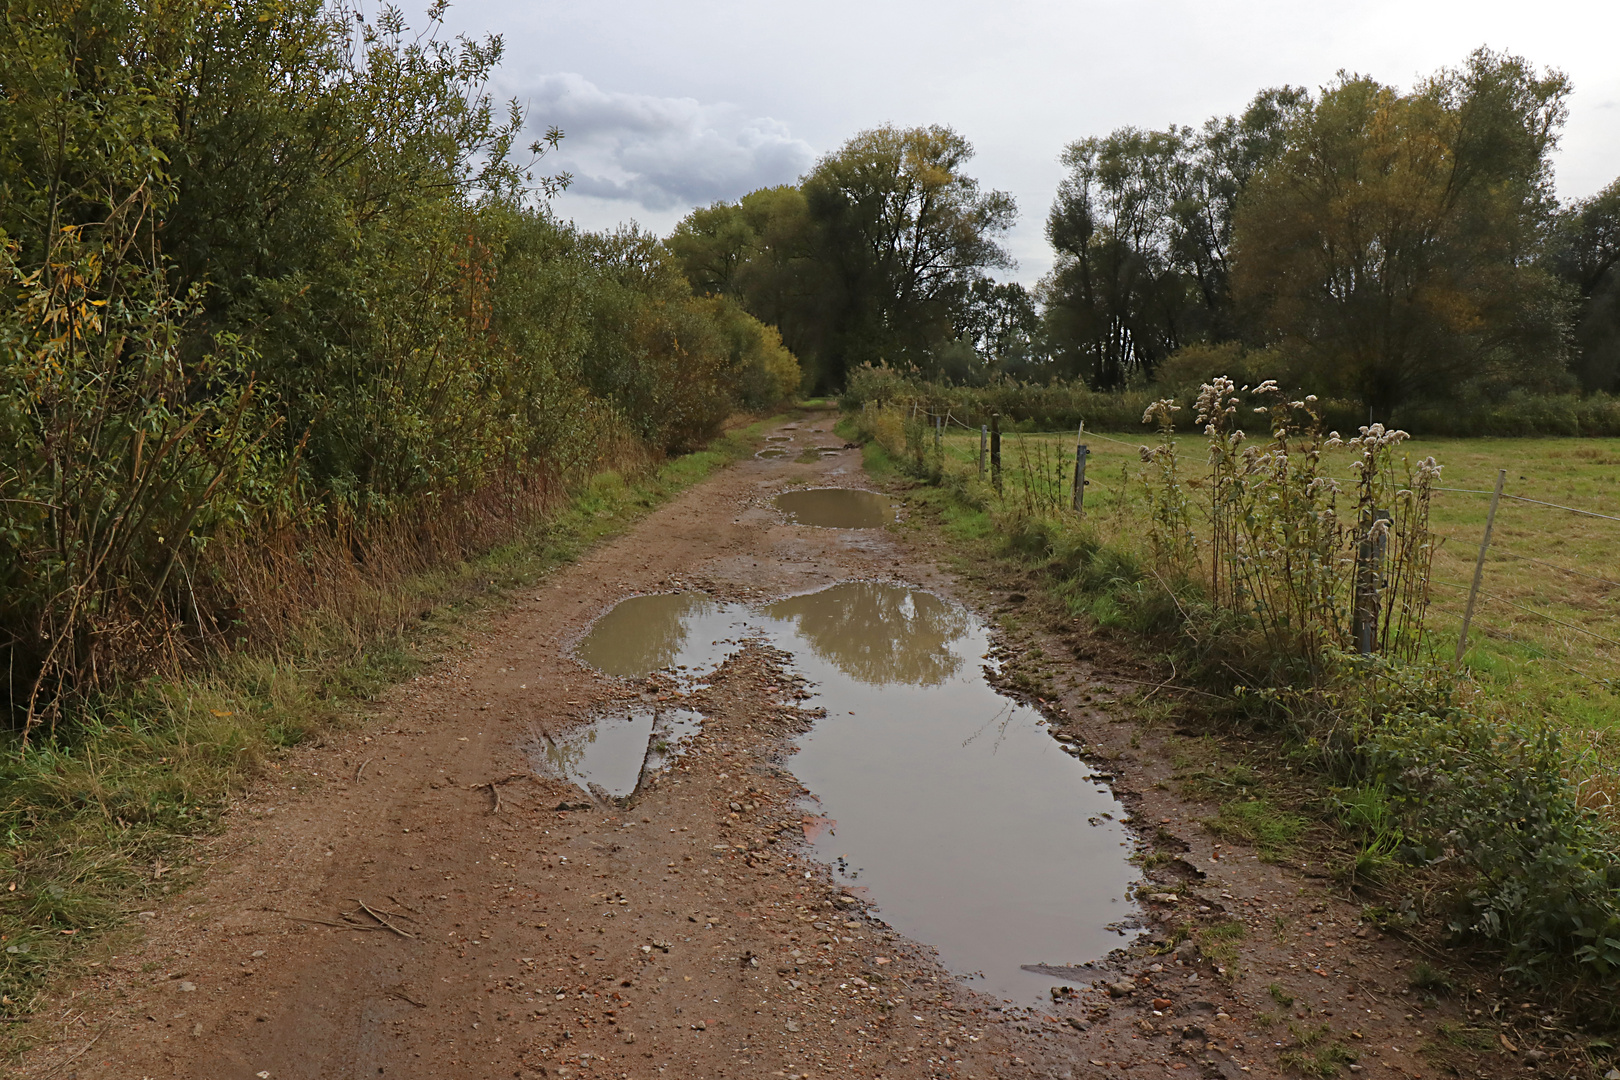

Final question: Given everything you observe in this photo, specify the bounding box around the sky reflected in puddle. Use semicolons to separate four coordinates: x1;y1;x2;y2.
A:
532;708;704;799
570;582;1140;1005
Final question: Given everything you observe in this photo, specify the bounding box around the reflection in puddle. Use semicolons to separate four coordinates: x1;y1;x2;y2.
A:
756;448;789;459
767;582;967;686
571;583;1140;1005
531;708;704;799
571;593;739;677
774;488;896;529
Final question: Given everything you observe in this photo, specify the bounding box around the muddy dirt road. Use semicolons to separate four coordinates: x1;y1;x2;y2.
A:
18;415;1513;1080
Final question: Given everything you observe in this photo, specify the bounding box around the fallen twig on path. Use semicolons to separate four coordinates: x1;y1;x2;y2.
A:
354;898;417;939
285;915;372;931
33;1024;105;1078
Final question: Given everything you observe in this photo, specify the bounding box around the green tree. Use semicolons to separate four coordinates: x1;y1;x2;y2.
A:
1548;178;1620;392
668;185;828;382
802;124;1016;389
1231;50;1573;418
1038;89;1306;389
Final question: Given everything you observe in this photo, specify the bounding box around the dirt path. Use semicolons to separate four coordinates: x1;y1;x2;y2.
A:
16;414;1516;1080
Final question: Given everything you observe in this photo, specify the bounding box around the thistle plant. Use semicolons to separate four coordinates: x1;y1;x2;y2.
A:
1139;398;1195;569
1136;378;1439;679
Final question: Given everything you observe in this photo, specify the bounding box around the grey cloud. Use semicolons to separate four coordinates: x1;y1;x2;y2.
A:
511;73;815;212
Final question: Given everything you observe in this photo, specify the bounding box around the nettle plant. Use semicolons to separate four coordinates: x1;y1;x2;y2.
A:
1142;376;1439;677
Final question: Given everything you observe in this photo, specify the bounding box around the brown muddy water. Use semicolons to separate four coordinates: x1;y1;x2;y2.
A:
569;582;1141;1005
774;488;897;529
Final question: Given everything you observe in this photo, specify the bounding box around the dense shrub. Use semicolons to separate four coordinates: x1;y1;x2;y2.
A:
0;0;798;732
841;362;1620;437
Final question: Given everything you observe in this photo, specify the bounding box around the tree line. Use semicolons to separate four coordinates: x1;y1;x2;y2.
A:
0;0;799;719
672;49;1620;417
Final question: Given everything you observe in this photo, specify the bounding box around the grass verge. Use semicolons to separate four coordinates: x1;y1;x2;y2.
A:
842;411;1620;1036
0;414;782;1047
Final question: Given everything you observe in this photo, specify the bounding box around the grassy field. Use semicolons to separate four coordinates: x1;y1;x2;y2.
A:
921;424;1620;782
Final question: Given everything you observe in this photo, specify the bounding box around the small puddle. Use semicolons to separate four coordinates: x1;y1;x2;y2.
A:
570;582;1140;1004
774;488;896;529
531;707;704;800
756;448;789;459
765;435;793;443
570;592;742;677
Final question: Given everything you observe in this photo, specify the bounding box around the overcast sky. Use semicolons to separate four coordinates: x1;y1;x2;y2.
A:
409;0;1618;285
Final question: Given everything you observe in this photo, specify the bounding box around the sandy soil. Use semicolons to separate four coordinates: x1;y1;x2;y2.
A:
12;414;1530;1080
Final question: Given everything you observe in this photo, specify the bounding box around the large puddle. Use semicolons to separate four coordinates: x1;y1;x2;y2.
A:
571;582;1140;1004
774;488;897;529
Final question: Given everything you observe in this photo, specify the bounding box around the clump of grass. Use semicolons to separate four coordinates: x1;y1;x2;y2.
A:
1205;798;1307;861
1280;1023;1359;1077
1432;1021;1492;1050
1408;962;1455;994
1195;918;1247;976
1269;982;1296;1008
1329;783;1405;888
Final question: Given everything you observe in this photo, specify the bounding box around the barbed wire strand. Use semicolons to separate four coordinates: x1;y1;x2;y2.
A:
1496;551;1620;591
1428;603;1613;688
1430;580;1620;648
1432;487;1620;523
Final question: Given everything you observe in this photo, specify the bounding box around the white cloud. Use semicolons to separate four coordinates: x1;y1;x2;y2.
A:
510;73;815;221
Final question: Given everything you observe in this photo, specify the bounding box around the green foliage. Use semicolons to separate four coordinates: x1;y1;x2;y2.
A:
1206;799;1307;861
0;0;801;723
670;127;1017;392
1334;704;1620;984
1233;50;1574;418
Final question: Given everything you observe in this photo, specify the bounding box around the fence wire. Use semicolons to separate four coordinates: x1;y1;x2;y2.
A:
897;407;1620;679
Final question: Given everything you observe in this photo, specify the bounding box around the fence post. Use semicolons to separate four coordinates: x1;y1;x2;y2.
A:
990;413;1001;494
934;413;942;450
979;425;987;476
1071;422;1088;515
1456;468;1506;664
1354;508;1391;654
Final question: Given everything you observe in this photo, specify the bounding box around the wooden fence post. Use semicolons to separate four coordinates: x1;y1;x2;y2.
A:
990;413;1001;494
1071;422;1088;515
1354;508;1392;654
979;425;987;475
1456;469;1506;664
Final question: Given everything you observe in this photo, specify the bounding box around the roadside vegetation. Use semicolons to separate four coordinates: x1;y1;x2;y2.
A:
0;0;798;1033
846;388;1620;1028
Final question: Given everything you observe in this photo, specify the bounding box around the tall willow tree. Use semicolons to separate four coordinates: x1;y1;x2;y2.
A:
1231;50;1573;418
1038;89;1307;388
1549;178;1620;393
671;126;1017;391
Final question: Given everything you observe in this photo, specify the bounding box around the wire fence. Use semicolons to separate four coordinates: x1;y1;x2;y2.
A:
914;412;1620;689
